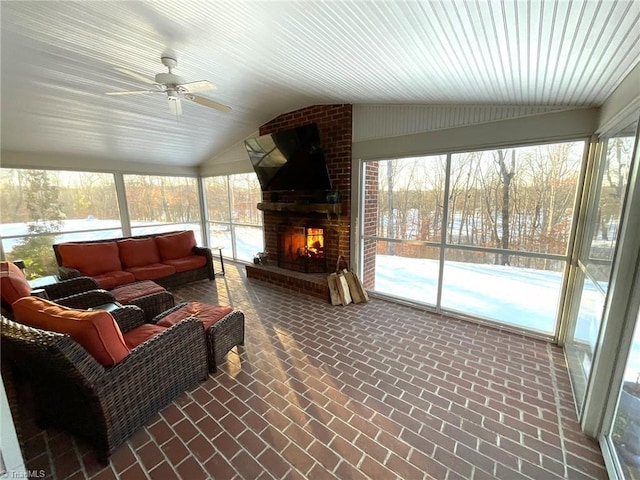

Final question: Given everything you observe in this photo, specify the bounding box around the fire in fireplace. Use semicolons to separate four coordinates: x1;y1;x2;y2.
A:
278;225;326;273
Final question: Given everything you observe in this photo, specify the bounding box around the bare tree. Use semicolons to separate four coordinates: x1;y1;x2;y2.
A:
495;149;516;265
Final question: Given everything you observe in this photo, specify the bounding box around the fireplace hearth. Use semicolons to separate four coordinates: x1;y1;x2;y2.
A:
278;225;326;273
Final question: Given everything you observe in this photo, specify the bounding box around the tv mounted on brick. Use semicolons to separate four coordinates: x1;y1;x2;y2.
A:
245;123;333;193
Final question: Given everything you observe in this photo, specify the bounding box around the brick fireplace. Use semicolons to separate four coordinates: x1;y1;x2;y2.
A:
245;104;352;301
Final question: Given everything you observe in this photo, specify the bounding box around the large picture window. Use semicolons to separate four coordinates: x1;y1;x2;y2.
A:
204;173;263;262
0;169;121;278
123;174;201;239
362;140;586;334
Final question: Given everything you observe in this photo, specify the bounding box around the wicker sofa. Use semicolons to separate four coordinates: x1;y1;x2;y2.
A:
1;304;208;463
52;230;214;289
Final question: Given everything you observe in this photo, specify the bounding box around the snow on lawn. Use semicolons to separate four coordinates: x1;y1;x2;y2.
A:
375;254;562;333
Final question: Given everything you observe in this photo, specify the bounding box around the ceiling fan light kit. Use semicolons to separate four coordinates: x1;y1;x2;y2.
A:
106;55;231;116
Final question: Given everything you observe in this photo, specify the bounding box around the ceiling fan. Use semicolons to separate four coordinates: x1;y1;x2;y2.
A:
106;55;231;116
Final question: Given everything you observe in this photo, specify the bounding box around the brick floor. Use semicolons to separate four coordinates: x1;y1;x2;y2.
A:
7;261;607;479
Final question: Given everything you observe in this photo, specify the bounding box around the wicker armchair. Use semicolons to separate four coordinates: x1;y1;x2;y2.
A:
1;306;208;463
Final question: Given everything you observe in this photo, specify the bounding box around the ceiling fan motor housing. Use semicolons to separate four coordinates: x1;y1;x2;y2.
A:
155;72;184;86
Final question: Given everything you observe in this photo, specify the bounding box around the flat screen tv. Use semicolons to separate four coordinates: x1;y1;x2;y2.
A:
244;123;332;192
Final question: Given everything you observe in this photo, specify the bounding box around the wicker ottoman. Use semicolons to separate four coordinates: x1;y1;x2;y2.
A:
155;302;245;372
111;281;175;321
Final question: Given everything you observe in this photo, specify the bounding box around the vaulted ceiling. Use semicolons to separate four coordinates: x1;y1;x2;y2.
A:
1;1;638;168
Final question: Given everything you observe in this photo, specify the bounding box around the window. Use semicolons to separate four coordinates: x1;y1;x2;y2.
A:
0;169;121;278
366;155;445;306
609;306;640;480
362;140;586;334
123;174;201;239
204;173;263;262
565;133;635;412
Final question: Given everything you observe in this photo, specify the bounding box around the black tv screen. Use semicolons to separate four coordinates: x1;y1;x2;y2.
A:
245;123;332;192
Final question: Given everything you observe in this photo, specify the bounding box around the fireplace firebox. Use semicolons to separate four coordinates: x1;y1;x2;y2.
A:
278;225;326;273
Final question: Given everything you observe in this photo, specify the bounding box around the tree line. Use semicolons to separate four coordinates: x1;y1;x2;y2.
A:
375;139;631;270
0;169;263;276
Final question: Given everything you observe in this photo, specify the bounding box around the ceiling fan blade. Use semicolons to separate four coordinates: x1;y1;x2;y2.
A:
105;90;156;96
168;98;183;116
180;80;216;93
114;67;156;85
186;94;231;113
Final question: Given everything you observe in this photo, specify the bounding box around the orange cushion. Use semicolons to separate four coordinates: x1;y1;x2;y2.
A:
125;264;176;281
162;255;207;273
157;302;233;330
117;238;161;268
12;297;130;367
57;242;122;276
93;271;136;289
122;324;167;349
0;261;31;307
155;231;196;261
112;281;166;304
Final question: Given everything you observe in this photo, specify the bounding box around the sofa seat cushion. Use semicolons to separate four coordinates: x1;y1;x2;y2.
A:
122;323;167;349
93;271;136;290
162;255;207;273
157;302;233;330
117;237;161;268
12;297;130;367
57;242;122;276
125;264;176;281
0;261;32;307
155;231;197;261
111;281;166;304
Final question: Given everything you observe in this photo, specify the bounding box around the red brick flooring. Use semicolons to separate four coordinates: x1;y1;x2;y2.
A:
9;261;607;479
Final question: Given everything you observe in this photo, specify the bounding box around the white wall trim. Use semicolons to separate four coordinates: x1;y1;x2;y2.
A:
353;107;600;161
598;63;640;135
353;104;571;142
1;151;198;176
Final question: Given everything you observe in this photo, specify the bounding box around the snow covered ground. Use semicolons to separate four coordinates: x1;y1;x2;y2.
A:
374;254;561;332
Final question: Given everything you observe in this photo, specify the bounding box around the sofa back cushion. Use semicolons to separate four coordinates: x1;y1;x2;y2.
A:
117;237;161;268
12;297;130;367
57;242;122;276
155;231;197;261
0;261;31;308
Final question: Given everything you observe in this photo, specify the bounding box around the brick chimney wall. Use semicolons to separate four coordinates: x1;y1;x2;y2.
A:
259;104;353;272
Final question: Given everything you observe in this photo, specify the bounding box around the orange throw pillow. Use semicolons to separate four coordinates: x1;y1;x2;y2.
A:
155;231;197;261
0;261;32;307
12;297;130;367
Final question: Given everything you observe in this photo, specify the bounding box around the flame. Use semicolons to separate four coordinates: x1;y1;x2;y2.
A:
305;228;324;257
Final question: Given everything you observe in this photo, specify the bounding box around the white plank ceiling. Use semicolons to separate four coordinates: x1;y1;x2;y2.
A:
1;1;638;168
